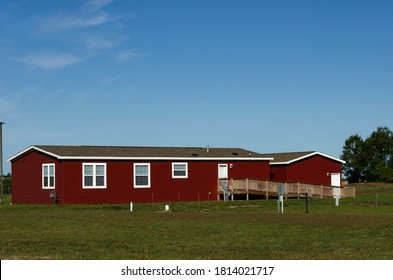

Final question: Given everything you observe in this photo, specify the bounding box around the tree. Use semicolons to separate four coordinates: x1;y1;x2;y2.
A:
341;127;393;183
340;134;365;183
3;173;12;194
363;127;393;182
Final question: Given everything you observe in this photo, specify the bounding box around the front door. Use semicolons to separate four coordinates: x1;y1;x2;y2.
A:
331;173;341;187
218;164;228;179
218;164;229;201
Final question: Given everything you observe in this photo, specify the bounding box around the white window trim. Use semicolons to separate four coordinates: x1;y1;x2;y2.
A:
172;162;188;178
134;163;151;188
82;163;107;189
42;163;55;189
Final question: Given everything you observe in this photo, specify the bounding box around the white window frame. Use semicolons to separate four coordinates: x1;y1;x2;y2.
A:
134;163;151;188
42;163;55;189
82;163;107;189
172;162;188;178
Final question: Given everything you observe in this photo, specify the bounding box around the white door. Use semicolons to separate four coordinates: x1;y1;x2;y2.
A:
331;173;341;187
218;164;228;179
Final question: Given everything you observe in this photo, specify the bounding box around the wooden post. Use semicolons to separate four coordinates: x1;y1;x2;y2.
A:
306;191;310;214
217;179;221;201
320;185;323;198
0;121;4;204
265;180;269;200
246;178;249;201
297;182;300;199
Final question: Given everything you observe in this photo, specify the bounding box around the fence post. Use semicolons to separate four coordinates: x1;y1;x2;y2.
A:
297;182;300;199
265;180;269;200
306;191;310;213
246;178;249;201
217;179;220;201
320;185;323;198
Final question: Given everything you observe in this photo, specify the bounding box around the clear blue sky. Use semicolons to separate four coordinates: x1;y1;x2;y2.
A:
1;0;392;174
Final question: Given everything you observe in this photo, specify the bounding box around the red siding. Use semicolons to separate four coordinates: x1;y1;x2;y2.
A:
229;161;270;180
270;155;342;186
61;160;270;204
269;165;287;182
11;151;270;204
11;151;63;204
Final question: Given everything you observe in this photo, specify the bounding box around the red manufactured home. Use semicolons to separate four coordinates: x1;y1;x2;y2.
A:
260;151;345;187
8;145;273;204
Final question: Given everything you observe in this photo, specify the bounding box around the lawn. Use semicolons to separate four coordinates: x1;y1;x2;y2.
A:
1;183;393;260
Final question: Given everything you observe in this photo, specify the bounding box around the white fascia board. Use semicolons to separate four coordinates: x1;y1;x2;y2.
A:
7;146;61;162
270;162;289;165
58;156;275;161
314;152;346;164
270;152;345;165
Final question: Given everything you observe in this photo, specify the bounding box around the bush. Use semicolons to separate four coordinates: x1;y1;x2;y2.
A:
2;173;11;194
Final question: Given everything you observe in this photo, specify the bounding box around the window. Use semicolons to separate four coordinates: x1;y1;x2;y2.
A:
172;162;188;178
83;163;106;189
134;163;150;188
42;164;55;189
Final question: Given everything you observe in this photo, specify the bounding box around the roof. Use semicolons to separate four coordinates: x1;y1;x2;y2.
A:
259;151;345;165
8;145;274;162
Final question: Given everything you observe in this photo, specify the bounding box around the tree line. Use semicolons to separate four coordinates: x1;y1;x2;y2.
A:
2;173;12;194
341;126;393;183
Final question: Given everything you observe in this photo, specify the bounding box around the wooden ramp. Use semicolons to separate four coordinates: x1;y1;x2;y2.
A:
217;179;355;201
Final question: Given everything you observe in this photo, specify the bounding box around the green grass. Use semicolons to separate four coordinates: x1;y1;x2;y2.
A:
1;183;393;260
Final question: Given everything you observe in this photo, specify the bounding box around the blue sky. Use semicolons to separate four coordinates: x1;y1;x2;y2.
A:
1;0;392;173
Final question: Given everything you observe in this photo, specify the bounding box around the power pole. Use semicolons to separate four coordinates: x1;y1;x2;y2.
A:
0;121;4;204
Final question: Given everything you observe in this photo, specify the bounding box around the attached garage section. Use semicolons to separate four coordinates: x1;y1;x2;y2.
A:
261;151;345;187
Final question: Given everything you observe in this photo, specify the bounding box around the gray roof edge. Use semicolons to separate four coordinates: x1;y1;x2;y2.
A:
8;145;274;161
